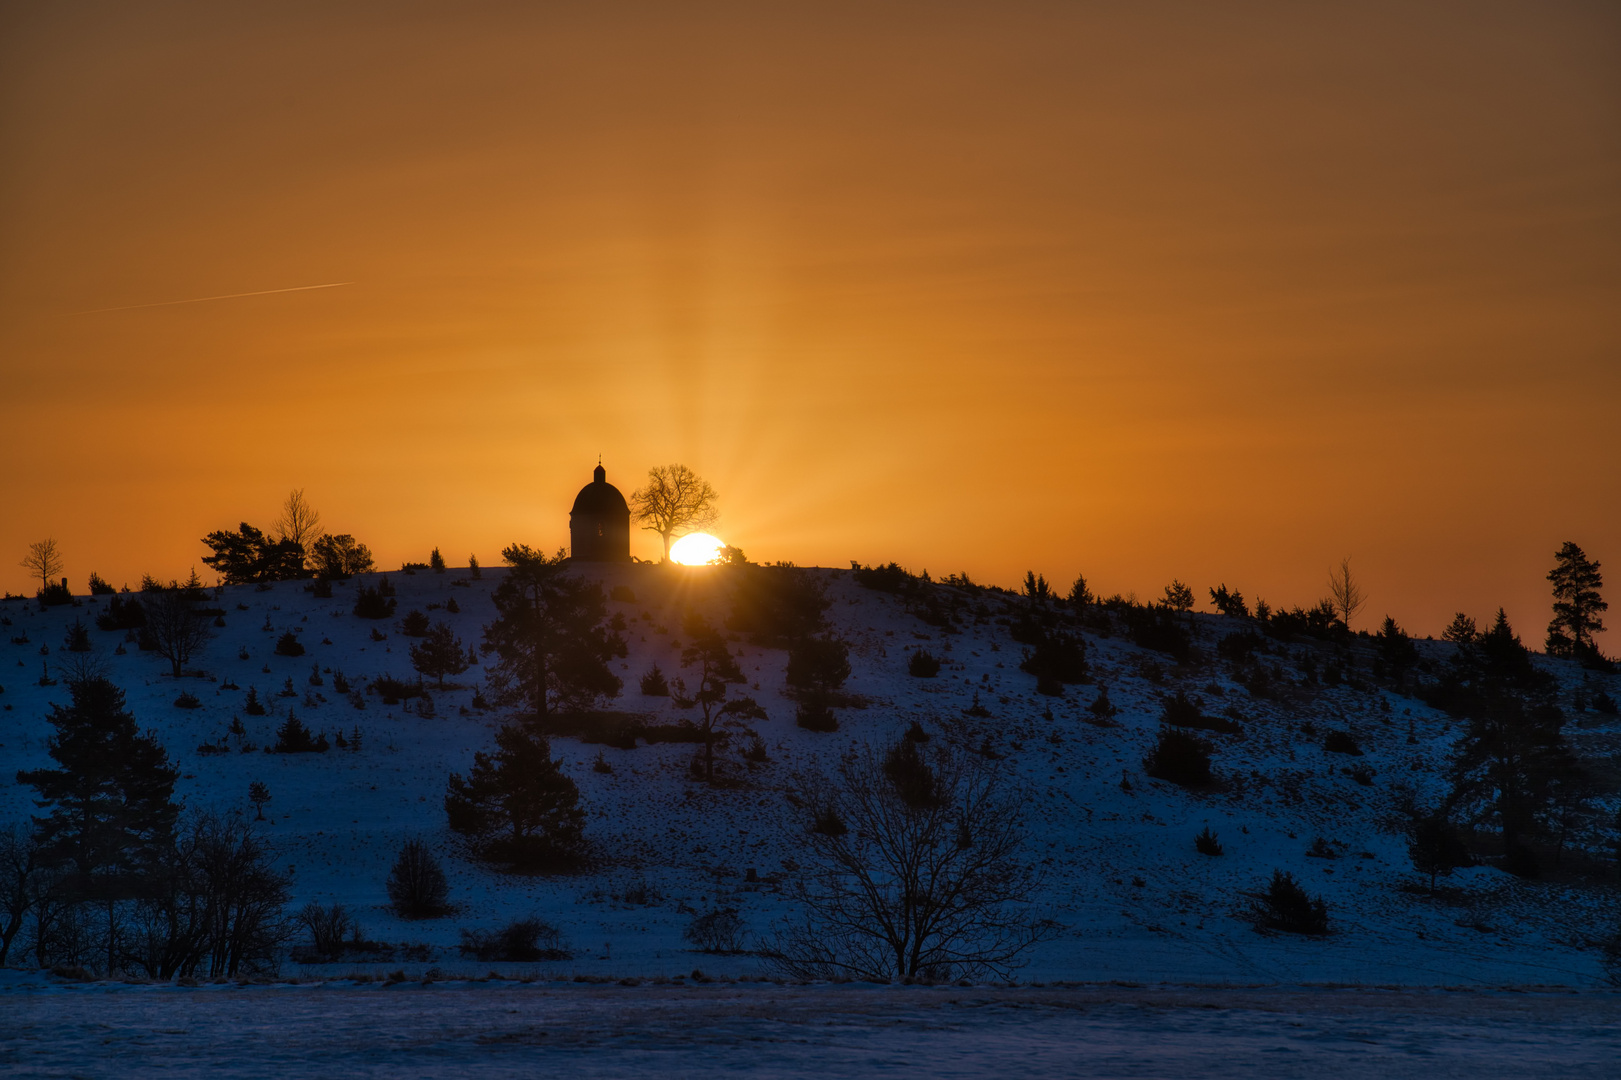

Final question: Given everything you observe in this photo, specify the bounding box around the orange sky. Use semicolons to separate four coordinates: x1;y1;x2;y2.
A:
1;2;1617;646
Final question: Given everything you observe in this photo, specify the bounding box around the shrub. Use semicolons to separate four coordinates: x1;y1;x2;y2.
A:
386;839;452;918
903;719;930;743
785;637;851;693
430;548;446;573
95;594;147;630
173;692;202;709
1160;690;1242;735
882;739;944;809
1088;686;1119;723
1250;870;1329;935
1195;826;1223;856
297;903;359;959
684;909;748;953
849;560;915;593
457;918;569;962
353;587;397;620
37;579;73;606
1323;730;1362;755
370;675;428;703
273;714;328;753
243;686;266;715
274;631;305;657
795;696;838;732
63;620;91;653
401;610;430;637
87;572;115;595
908;650;942;678
639;663;669;696
1019;631;1089;688
1143;727;1212;787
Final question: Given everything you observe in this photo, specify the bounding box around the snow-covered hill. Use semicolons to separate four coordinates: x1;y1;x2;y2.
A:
2;564;1616;985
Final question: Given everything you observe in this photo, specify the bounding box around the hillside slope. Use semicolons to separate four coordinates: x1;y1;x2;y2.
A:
2;565;1616;985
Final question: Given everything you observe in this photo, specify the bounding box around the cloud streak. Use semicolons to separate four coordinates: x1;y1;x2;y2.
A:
74;282;353;314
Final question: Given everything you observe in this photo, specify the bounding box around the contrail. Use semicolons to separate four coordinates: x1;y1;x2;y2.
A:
73;281;353;314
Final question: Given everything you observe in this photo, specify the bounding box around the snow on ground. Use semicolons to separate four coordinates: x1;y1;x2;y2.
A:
4;977;1618;1079
1;563;1618;987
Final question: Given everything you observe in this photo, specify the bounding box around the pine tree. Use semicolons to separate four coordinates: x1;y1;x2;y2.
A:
1376;615;1419;675
410;623;471;688
445;724;586;870
16;678;179;898
1546;542;1607;663
429;548;446;573
481;544;625;724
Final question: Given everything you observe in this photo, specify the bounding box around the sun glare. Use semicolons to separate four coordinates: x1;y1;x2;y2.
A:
669;533;725;566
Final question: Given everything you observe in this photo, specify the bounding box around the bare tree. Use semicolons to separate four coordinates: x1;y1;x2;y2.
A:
1327;556;1368;630
274;489;323;551
630;465;718;561
20;539;63;592
0;824;41;966
143;574;213;678
767;743;1055;982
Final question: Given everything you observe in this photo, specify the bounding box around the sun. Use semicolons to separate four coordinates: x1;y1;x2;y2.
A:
669;533;726;566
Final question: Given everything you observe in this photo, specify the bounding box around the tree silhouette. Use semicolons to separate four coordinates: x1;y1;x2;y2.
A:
1546;541;1607;663
201;523;306;583
482;544;625;724
676;613;767;783
247;781;271;820
769;742;1052;982
1328;557;1368;630
142;573;214;677
20;539;63;593
310;534;374;579
445;724;586;871
630;464;718;561
411;623;470;687
17;677;180;906
274;489;323;552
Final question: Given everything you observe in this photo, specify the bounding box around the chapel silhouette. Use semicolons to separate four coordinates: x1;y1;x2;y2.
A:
569;463;631;562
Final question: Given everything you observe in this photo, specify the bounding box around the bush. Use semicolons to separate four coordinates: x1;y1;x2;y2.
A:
639;663;669;696
353;587;397;620
785;637;851;693
95;594;147;630
429;548;446;573
1250;870;1329;935
297;903;359;959
1143;727;1212;787
37;579;73;606
908;650;941;678
457;918;569;962
274;631;305;657
796;696;838;732
174;692;202;709
87;572;115;595
1323;730;1362;756
850;561;914;593
1160;690;1242;735
684;909;748;953
401;610;430;637
370;674;428;704
1019;631;1089;688
1195;826;1223;856
243;686;267;715
273;714;328;753
386;839;452;918
882;739;944;809
63;620;91;653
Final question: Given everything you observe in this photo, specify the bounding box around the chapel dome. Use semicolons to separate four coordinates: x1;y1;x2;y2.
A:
570;464;630;516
